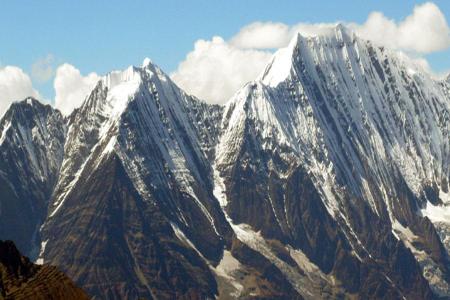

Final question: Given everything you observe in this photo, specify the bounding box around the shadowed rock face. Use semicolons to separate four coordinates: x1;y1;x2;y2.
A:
0;99;66;257
220;129;434;299
41;153;219;299
0;240;88;300
0;26;449;299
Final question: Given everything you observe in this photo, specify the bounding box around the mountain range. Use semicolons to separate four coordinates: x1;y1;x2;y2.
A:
0;25;449;299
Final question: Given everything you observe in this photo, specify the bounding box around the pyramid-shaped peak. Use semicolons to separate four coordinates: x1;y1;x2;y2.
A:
260;24;361;87
76;57;182;127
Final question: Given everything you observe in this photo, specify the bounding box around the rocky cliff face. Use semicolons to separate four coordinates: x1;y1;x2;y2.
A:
0;99;66;257
0;240;88;300
0;25;449;299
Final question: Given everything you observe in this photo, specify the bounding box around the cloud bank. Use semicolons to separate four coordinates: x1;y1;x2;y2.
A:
352;2;450;53
54;64;99;115
0;66;40;117
171;37;272;104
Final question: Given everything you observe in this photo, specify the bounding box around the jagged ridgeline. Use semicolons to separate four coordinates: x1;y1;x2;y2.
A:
0;25;449;299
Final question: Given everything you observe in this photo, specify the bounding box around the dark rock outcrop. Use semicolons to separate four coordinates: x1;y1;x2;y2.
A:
0;240;88;300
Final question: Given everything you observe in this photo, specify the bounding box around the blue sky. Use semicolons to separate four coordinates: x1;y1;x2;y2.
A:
1;1;450;110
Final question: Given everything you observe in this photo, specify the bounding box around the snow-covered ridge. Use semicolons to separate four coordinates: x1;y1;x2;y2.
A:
260;24;354;87
48;57;223;228
260;24;437;88
86;58;172;124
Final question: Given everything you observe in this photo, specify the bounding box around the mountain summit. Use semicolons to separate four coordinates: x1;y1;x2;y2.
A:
215;24;449;298
1;26;449;299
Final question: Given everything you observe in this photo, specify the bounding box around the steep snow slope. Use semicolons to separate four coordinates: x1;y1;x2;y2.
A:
220;25;449;207
49;60;222;220
215;25;449;297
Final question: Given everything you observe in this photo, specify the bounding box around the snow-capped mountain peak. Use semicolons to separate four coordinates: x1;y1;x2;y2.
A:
1;26;449;298
48;58;223;220
260;24;357;87
215;23;450;295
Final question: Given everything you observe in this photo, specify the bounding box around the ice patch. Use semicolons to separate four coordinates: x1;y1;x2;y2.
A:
421;190;450;224
421;202;450;224
212;165;227;207
0;121;11;145
35;239;48;265
102;136;117;155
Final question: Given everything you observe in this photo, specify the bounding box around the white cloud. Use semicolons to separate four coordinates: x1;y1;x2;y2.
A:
54;63;99;115
230;22;339;50
229;22;291;49
171;37;272;104
0;66;40;117
231;2;450;54
31;54;55;83
171;2;450;104
352;2;450;53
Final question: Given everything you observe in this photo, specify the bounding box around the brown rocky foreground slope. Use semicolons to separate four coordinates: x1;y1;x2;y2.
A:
0;240;88;300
